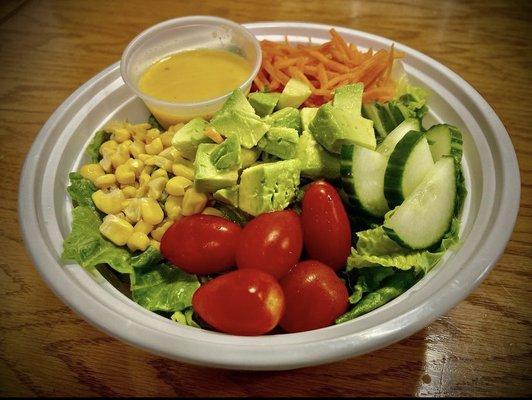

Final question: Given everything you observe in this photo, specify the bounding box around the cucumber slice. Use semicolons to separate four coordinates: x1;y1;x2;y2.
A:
340;144;389;217
384;130;435;208
383;156;457;250
425;124;463;162
376;118;421;157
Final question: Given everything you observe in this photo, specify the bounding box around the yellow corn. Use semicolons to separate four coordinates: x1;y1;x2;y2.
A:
146;155;172;171
125;158;144;177
148;177;168;200
122;185;137;198
159;147;179;161
139;171;151;186
145;128;160;144
174;155;194;169
99;155;112;173
127;231;150;252
151;219;173;241
166;176;192;196
160;129;179;147
115;164;135;185
171;163;195;181
131;123;151;142
113;127;131;143
110;151;130;169
149;239;160;251
136;185;149;197
79;163;105;183
141;165;155;176
202;207;224;217
95;174;117;189
100;140;118;157
129;140;146;158
134;219;153;235
99;214;134;246
121;198;142;223
182;187;208;216
165;195;183;220
141;197;164;225
151;168;168;179
92;189;125;215
137;153;151;163
145;137;163;155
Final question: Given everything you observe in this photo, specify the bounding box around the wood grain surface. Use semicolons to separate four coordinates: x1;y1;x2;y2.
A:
1;0;531;397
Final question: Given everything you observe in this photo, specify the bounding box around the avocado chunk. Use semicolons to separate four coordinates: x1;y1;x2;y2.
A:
210;136;242;170
239;159;301;216
214;185;239;207
258;127;299;160
263;107;301;133
248;92;281;117
296;131;340;179
333;83;363;115
309;103;376;153
300;107;318;132
220;89;256;115
241;147;261;168
210;110;270;149
171;118;213;160
277;79;312;109
194;143;238;193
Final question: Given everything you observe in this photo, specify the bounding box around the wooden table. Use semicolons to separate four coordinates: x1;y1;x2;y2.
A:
1;0;530;396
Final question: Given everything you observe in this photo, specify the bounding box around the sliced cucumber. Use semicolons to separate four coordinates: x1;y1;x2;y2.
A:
340;144;389;217
384;130;435;208
376;118;421;157
425;124;463;162
383;156;457;250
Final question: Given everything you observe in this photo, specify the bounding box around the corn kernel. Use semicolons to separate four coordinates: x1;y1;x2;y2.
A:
139;172;151;186
159;147;179;161
148;177;168;200
166;176;192;196
80;163;105;183
174;155;194;169
115;164;136;185
202;207;224;217
113;128;130;143
134;219;153;235
137;153;151;163
151;168;168;179
141;165;155;176
99;156;112;173
99;214;134;246
92;189;125;215
127;231;150;252
100;140;118;157
122;198;142;223
95;174;117;189
149;239;160;251
141;197;164;225
136;185;148;197
145;137;163;155
129;140;146;158
151;219;173;241
171;163;194;181
145;128;160;144
122;185;137;198
182;187;208;216
165;195;183;220
125;158;145;177
110;151;130;169
160;130;178;148
131;123;151;142
146;155;172;171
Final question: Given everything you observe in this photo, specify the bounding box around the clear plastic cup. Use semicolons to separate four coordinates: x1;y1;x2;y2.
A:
120;16;262;129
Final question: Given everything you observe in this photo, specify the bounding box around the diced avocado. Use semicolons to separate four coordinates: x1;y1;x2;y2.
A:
361;102;388;140
277;79;312;109
210;136;242;170
309;103;376;153
213;185;239;208
210;109;270;149
333;83;364;115
194;143;238;193
219;89;256;115
261;152;281;163
258;127;299;160
171;118;213;160
263;107;301;133
300;107;318;132
296;131;340;179
248;92;280;117
241;147;261;168
238;159;301;216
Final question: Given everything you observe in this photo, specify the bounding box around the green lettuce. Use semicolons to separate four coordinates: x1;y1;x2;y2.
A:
345;266;395;304
66;172;99;215
171;308;200;328
148;114;164;131
85;130;110;163
394;74;429;119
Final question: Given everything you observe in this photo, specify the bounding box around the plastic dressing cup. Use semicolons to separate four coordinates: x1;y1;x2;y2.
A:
120;16;262;129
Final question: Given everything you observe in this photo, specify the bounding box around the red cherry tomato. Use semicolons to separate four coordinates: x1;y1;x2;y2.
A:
236;210;303;279
192;269;285;336
279;260;349;333
160;215;241;275
301;181;351;271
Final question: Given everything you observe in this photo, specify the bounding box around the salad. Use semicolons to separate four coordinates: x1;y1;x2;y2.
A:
62;30;466;335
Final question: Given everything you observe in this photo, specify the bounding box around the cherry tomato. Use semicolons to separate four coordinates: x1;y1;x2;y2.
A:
160;214;241;275
301;181;351;271
279;260;349;333
236;210;303;279
192;269;285;336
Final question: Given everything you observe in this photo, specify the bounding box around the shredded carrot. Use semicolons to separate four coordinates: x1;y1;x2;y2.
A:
204;127;224;144
256;28;403;106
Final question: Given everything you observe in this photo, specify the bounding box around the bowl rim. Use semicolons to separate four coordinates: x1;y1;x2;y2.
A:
18;20;521;370
119;15;262;109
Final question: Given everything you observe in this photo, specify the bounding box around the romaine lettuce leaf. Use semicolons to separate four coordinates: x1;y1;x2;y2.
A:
66;172;99;215
85;130;110;163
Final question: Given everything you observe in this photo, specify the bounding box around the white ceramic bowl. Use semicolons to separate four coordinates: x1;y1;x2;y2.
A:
18;21;520;371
